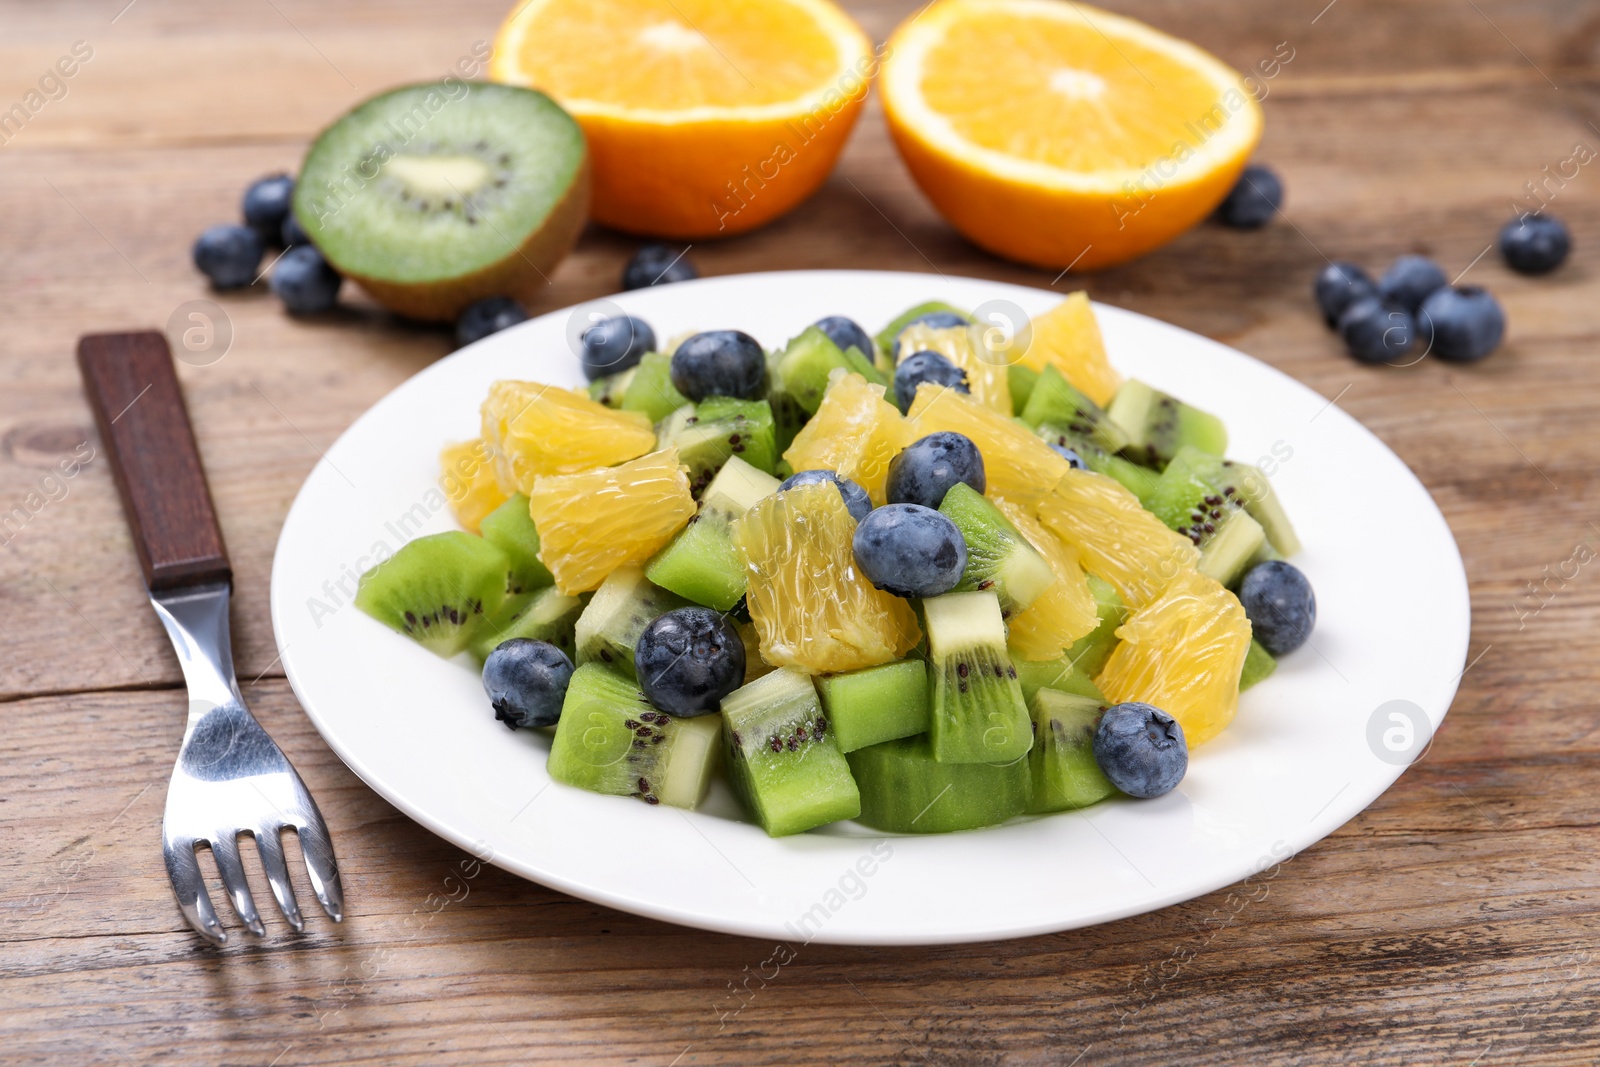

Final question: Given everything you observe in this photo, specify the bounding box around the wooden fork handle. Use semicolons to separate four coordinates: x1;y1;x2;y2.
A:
78;330;232;591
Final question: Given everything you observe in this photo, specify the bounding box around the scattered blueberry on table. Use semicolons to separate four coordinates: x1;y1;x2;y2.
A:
1377;254;1448;315
192;223;264;290
1314;261;1378;328
1418;286;1505;363
270;245;342;314
623;244;699;290
242;174;295;245
1213;163;1282;229
456;296;529;348
1337;296;1415;364
1499;215;1570;275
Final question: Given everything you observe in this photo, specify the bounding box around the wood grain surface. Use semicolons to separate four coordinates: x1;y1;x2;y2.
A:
4;1;1600;1063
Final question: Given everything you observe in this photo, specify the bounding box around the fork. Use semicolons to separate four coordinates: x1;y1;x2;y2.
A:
79;330;344;945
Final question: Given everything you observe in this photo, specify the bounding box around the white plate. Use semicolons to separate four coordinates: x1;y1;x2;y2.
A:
271;270;1469;946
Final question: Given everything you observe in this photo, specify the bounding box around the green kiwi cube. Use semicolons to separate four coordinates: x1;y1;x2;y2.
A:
1008;363;1040;415
1061;575;1125;677
479;493;553;595
815;659;929;753
1036;423;1161;504
720;668;860;836
1019;365;1130;451
547;664;721;809
657;398;777;497
588;366;637;408
923;591;1032;764
1163;445;1301;557
1145;449;1266;587
574;566;690;678
621;351;690;423
1012;657;1106;703
1240;639;1277;691
1026;690;1116;813
646;457;780;610
874;300;969;364
777;326;884;415
353;531;509;657
469;585;584;664
937;483;1057;616
848;735;1031;833
1107;379;1228;469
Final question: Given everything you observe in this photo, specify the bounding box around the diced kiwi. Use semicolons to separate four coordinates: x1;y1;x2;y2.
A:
1012;657;1106;703
1036;424;1161;504
1107;380;1228;469
776;326;885;414
479;493;553;596
1019;365;1130;451
294;82;589;321
621;351;689;423
574;566;690;678
937;483;1057;617
469;585;584;664
923;591;1031;764
547;663;721;808
353;531;509;656
589;366;638;408
1062;575;1125;677
815;659;929;753
646;457;780;610
1008;363;1040;415
1026;690;1116;813
657;398;777;497
720;668;861;836
1164;445;1301;557
848;736;1030;833
874;300;969;364
1145;451;1266;587
1240;639;1277;691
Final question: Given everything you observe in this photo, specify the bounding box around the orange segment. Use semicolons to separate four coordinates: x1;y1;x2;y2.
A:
881;0;1263;269
1096;569;1251;746
734;482;920;674
895;322;1012;414
439;439;506;533
906;384;1070;507
783;372;913;506
1020;293;1121;407
492;0;874;237
992;497;1098;660
527;448;696;593
1036;469;1198;609
481;380;656;494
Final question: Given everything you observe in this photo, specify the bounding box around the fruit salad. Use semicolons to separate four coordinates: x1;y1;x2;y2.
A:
355;296;1318;837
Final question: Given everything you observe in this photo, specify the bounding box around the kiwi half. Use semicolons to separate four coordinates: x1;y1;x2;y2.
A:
295;81;589;321
353;531;508;656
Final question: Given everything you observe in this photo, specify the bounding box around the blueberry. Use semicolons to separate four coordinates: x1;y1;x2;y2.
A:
622;244;698;290
1337;296;1414;364
779;469;873;522
1419;286;1504;363
269;244;342;314
1093;702;1188;799
893;350;969;414
670;330;767;401
1377;254;1447;314
1236;560;1317;655
1049;444;1084;468
281;210;310;249
1313;261;1377;328
483;638;574;729
1213;163;1282;229
885;432;985;509
456;296;529;348
634;607;745;717
1499;215;1570;275
814;315;875;359
242;174;294;244
581;315;656;379
852;503;967;599
891;310;969;359
192;223;264;290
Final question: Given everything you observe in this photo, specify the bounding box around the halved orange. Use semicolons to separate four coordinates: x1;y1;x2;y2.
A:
492;0;875;238
881;0;1263;269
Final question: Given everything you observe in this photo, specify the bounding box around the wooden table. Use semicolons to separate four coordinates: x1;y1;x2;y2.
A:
5;1;1599;1062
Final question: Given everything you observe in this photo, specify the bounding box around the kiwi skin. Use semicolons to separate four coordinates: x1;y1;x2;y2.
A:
348;157;589;322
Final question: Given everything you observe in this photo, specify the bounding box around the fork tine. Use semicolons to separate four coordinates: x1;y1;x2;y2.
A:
293;818;345;922
163;835;227;946
253;826;305;933
209;834;266;936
